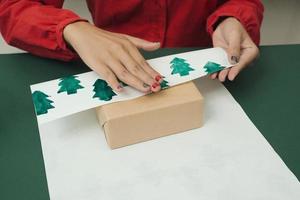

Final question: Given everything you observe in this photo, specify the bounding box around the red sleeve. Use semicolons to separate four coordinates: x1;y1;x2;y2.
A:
0;0;87;61
207;0;264;45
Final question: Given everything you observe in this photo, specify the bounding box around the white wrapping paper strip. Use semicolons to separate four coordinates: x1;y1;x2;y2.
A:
30;47;231;124
39;78;300;200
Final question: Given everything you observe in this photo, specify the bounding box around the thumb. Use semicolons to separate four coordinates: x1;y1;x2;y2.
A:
227;33;241;65
124;35;160;51
228;45;259;81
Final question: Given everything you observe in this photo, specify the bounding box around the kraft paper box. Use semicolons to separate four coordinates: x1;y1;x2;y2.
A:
95;81;204;149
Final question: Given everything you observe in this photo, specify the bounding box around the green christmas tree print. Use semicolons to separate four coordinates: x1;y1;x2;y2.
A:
57;75;84;95
203;61;225;75
160;79;169;89
93;79;117;101
170;57;195;76
32;91;55;115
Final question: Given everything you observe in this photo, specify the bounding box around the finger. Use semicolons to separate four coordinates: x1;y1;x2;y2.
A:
91;62;122;92
126;44;163;83
228;46;259;81
227;31;241;65
115;47;161;92
127;62;161;92
143;61;164;83
124;35;160;51
106;59;152;93
210;73;218;79
218;68;230;82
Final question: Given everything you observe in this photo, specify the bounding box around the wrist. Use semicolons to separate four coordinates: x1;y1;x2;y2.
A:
214;17;237;31
63;21;91;46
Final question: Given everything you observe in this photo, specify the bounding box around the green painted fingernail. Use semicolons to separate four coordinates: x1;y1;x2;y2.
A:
143;83;150;88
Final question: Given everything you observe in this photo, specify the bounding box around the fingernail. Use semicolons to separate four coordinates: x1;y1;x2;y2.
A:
151;82;159;89
155;75;162;82
117;85;123;91
231;56;239;64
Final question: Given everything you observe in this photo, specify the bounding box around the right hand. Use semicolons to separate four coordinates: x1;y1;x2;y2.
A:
63;21;163;93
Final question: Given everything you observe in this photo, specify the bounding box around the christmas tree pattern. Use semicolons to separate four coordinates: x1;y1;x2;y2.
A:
160;79;169;89
170;57;195;76
203;61;225;75
93;79;117;101
57;75;84;95
32;91;55;115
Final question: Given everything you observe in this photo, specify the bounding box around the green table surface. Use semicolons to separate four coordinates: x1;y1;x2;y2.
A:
0;45;299;200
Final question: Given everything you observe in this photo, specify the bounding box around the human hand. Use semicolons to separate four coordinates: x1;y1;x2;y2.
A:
211;17;259;81
63;21;163;93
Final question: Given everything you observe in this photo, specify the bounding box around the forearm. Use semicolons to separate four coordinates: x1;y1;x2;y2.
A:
0;0;86;61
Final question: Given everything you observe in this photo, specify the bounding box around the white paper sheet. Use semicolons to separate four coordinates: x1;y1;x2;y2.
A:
31;47;231;124
38;78;300;200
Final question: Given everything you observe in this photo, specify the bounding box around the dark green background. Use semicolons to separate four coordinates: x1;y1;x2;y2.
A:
0;45;299;200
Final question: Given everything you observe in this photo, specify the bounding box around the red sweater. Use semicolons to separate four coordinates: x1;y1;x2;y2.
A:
0;0;263;61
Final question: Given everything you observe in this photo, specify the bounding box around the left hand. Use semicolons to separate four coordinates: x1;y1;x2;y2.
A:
211;17;259;81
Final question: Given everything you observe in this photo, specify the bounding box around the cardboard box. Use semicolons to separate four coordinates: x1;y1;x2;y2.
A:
96;81;204;149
